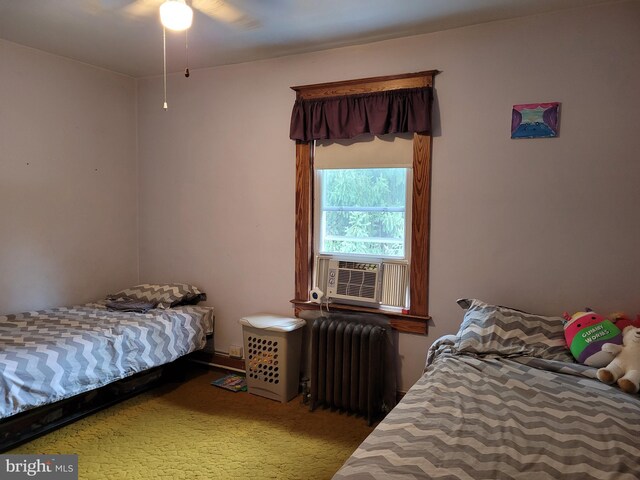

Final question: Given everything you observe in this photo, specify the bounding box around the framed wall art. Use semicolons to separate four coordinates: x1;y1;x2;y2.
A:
511;102;560;139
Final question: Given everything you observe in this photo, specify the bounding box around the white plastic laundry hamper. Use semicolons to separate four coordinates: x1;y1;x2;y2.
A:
239;314;306;403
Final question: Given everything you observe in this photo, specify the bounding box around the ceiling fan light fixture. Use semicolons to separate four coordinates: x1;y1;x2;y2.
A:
160;0;193;31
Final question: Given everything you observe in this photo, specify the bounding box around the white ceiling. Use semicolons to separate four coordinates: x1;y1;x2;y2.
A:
0;0;614;77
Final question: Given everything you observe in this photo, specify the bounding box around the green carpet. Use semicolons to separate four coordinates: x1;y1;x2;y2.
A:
10;368;374;479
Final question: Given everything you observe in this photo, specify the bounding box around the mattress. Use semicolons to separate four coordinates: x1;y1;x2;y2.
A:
333;337;640;480
0;302;213;419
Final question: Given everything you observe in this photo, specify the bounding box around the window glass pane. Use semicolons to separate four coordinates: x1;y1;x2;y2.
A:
320;168;407;258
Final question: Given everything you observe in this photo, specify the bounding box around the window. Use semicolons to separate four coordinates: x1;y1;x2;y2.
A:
291;71;436;333
317;168;410;259
312;135;414;310
313;134;414;261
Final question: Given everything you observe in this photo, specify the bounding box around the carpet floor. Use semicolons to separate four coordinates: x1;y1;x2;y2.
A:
10;368;374;479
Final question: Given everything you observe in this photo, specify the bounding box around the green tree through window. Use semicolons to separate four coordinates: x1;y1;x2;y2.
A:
320;168;407;257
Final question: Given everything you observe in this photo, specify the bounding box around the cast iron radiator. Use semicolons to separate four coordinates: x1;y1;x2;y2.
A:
309;317;384;425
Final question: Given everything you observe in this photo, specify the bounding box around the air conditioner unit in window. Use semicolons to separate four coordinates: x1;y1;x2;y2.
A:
314;256;409;308
326;259;381;305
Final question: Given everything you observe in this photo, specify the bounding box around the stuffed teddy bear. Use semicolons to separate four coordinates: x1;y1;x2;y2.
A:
563;310;622;367
596;326;640;394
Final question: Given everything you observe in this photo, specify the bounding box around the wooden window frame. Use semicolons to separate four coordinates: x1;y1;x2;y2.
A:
290;71;437;334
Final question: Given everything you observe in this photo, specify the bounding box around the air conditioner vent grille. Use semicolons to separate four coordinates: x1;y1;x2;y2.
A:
336;270;377;299
338;261;379;271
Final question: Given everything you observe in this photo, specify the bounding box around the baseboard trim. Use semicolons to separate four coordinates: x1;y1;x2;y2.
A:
189;351;246;373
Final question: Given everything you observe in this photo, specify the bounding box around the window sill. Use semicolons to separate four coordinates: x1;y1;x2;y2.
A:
290;299;429;335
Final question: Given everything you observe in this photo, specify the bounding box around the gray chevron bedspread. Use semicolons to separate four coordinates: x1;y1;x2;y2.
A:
333;340;640;479
0;302;212;419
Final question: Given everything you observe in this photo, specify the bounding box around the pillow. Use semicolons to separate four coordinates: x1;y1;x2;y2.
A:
453;298;574;362
107;283;206;309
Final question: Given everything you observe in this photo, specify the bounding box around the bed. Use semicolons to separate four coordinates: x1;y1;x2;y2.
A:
0;283;213;449
333;299;640;480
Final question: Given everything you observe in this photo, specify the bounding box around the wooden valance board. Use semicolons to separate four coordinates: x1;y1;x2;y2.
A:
291;71;436;99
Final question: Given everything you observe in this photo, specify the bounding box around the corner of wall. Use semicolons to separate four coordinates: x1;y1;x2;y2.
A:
134;77;141;284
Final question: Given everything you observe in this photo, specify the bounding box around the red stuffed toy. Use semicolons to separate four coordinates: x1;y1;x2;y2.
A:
608;312;640;331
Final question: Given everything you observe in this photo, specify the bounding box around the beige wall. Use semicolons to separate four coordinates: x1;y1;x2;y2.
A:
138;1;640;390
0;40;139;313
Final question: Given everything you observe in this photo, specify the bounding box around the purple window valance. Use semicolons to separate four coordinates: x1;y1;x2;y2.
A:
289;87;432;142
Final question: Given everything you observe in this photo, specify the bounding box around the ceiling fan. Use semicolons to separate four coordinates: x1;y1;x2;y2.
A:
104;0;259;109
119;0;260;30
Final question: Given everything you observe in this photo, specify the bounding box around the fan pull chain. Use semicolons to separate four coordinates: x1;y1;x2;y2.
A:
185;29;190;78
163;26;168;110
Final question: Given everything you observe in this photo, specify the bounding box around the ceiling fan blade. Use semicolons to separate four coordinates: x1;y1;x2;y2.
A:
80;0;139;16
122;0;163;17
191;0;260;29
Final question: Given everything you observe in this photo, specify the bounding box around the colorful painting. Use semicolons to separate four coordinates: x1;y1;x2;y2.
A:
511;102;560;139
